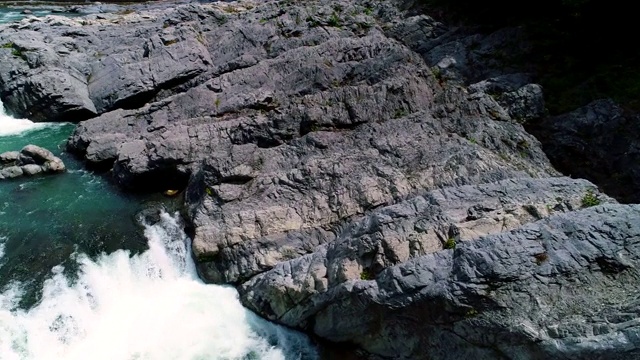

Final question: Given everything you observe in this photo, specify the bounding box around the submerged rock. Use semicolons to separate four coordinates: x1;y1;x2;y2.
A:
0;145;65;180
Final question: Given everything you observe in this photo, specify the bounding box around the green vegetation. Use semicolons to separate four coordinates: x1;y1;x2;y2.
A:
360;269;374;280
444;238;456;249
1;42;26;60
465;308;479;318
394;108;409;119
581;189;601;208
328;12;342;27
205;187;213;196
280;247;298;260
431;67;443;81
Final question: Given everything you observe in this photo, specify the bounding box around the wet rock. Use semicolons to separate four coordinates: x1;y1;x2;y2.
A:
0;151;20;164
21;164;43;176
0;166;23;178
0;145;65;180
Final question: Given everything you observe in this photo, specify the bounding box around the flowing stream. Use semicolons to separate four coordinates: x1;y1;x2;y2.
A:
0;91;318;359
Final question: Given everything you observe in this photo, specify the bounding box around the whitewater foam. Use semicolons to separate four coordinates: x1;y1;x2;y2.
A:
0;212;317;360
0;101;63;137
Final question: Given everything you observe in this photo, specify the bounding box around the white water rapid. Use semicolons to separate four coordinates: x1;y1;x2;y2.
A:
0;212;317;360
0;101;60;137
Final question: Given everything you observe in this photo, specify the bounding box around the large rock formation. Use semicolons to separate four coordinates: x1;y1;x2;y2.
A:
0;1;638;359
241;202;640;359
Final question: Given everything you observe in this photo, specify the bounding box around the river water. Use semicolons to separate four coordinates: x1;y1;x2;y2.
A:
0;7;319;357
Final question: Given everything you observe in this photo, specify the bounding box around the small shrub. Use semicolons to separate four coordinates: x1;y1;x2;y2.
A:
534;252;549;265
328;12;341;27
214;97;221;109
360;269;374;280
306;16;320;27
1;42;13;49
205;187;213;196
465;308;479;318
393;108;409;119
223;5;239;13
444;238;456;249
581;189;601;208
431;67;443;80
280;247;298;260
9;46;27;61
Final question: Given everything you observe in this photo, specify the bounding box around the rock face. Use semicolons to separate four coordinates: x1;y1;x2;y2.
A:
1;1;638;359
0;145;65;180
528;99;640;204
241;203;640;359
0;2;212;122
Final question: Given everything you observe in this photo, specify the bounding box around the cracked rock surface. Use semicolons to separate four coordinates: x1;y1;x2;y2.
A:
1;1;639;359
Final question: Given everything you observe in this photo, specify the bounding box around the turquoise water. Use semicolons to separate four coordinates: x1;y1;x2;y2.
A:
0;10;318;360
0;111;318;357
0;7;56;23
0;122;151;308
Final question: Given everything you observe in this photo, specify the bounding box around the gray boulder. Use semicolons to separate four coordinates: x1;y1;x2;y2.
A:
20;144;57;164
0;144;65;180
21;164;43;176
18;145;66;172
0;151;20;164
0;166;23;178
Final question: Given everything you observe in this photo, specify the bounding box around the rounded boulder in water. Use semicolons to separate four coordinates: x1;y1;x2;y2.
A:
21;164;43;176
20;145;58;165
43;158;65;173
0;151;19;164
0;166;23;178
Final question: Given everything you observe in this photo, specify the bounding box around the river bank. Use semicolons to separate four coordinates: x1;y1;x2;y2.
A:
1;0;640;358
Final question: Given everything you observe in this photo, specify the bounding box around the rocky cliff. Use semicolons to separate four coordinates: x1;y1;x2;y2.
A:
1;1;638;358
